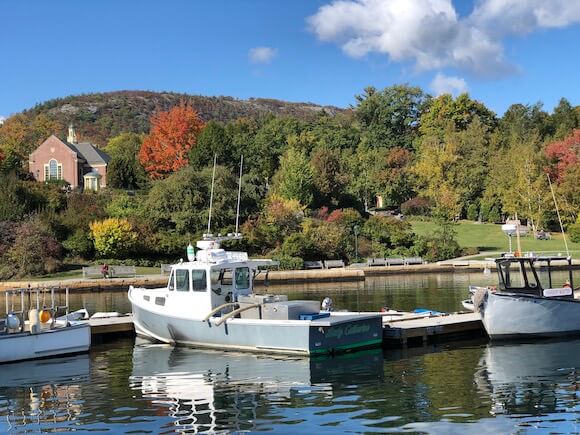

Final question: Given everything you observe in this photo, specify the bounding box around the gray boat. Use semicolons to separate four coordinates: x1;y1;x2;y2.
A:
473;255;580;339
129;235;383;356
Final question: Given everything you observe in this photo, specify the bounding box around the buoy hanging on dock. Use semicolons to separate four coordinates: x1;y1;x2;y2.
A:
39;310;51;323
187;243;195;262
6;314;20;330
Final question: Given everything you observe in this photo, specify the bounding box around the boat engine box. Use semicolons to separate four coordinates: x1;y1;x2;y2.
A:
261;300;321;321
238;294;288;319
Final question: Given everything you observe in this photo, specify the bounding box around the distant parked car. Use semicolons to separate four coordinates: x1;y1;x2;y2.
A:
536;230;551;240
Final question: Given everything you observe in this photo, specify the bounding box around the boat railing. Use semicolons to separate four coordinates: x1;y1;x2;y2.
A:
3;287;71;334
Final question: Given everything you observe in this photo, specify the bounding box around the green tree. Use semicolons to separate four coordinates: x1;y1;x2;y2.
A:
105;132;147;189
189;120;236;169
271;147;314;206
310;146;350;207
551;98;578;140
354;85;428;150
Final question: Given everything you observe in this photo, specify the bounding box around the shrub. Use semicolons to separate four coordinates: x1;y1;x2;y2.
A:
488;206;501;223
271;254;303;270
569;222;580;243
89;218;138;258
62;229;94;258
3;220;63;278
466;203;479;221
401;197;432;216
414;219;461;262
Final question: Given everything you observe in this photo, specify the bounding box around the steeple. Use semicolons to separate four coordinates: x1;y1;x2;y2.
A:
67;124;78;144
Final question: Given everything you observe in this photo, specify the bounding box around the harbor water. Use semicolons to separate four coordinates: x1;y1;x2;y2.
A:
1;271;578;434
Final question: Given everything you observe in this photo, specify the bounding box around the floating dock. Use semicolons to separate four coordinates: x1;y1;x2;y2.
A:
86;311;486;347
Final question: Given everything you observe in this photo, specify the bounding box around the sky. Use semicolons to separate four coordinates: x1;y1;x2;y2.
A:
1;0;580;119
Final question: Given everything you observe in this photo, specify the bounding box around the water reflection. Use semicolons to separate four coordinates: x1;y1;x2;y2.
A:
129;342;384;433
0;354;89;432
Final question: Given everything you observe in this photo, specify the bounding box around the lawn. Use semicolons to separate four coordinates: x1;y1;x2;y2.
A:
410;219;580;257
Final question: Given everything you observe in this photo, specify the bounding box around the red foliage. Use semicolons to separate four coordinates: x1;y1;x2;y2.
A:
139;104;205;178
326;209;343;223
544;129;580;182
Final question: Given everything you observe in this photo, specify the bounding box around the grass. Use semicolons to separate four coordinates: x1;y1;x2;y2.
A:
410;219;580;257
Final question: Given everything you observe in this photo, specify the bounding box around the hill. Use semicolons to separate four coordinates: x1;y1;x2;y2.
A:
24;90;345;145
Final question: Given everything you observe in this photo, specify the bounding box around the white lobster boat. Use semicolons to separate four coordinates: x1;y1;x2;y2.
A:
129;235;383;356
473;255;580;339
0;288;91;364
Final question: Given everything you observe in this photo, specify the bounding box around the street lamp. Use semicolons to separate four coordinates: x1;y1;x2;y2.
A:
353;225;360;261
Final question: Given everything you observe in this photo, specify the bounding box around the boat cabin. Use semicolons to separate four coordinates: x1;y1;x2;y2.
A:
164;239;274;319
495;255;575;299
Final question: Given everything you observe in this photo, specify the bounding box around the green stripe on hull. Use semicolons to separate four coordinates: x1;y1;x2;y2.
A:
310;338;383;355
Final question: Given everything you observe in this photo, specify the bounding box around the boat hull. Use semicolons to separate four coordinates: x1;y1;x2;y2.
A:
481;291;580;339
130;292;382;356
0;323;91;364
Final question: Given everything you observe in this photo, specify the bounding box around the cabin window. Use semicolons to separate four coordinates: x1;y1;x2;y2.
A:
235;267;250;290
192;270;207;291
499;261;538;290
168;270;175;291
211;268;233;286
175;269;190;292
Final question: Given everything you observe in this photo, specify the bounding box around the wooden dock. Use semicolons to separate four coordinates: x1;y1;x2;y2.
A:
382;312;484;346
89;315;135;336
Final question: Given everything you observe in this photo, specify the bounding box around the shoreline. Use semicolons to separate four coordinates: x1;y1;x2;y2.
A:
2;260;578;292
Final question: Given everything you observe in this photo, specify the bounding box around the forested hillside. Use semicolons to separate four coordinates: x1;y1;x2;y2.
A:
0;85;578;279
23;91;345;145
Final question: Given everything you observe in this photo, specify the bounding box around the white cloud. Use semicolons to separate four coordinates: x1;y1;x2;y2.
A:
430;73;468;96
308;0;580;78
248;46;277;64
0;116;5;125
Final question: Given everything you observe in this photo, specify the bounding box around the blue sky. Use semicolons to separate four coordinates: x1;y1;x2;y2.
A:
1;0;580;119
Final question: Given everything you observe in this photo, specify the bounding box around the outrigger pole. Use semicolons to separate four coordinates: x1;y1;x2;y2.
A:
547;173;569;256
235;155;244;235
207;154;217;235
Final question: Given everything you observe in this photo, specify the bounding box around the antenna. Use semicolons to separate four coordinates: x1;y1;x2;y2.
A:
235;155;244;235
207;154;217;234
547;173;569;256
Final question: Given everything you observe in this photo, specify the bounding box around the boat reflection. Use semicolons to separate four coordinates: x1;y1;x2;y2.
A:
476;339;580;416
0;354;90;431
129;341;384;433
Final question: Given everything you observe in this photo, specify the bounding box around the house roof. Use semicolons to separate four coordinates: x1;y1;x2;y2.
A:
65;142;111;165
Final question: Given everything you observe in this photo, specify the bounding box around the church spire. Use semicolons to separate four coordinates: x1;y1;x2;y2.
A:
67;124;78;144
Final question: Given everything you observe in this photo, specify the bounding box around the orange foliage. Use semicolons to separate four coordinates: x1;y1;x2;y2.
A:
139;104;205;178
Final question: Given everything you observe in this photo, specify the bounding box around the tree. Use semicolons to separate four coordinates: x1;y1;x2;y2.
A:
551;98;578;140
354;85;428;150
106;132;147;189
420;93;497;139
89;218;138;258
544;129;580;182
310;146;350;207
189;120;234;168
271;147;314;206
139;104;205;178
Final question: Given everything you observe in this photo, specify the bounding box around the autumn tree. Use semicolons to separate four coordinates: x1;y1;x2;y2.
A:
139;104;205;178
271;147;314;207
89;218;138;258
544;129;580;182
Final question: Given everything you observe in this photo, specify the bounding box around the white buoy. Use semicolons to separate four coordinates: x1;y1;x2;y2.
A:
6;314;20;330
28;309;40;334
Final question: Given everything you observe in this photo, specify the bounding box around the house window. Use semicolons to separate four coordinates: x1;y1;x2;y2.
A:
45;159;63;181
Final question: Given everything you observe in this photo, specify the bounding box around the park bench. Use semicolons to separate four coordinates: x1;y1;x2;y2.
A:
404;257;424;265
324;259;345;269
82;266;104;279
367;258;386;267
385;258;405;266
160;264;172;275
110;265;137;278
304;260;324;270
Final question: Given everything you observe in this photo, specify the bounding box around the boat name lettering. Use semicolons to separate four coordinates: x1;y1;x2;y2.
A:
325;323;370;339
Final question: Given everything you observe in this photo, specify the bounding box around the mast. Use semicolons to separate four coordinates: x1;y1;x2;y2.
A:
207;154;217;235
235;155;244;235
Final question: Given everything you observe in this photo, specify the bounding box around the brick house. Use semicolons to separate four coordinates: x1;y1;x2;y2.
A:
29;126;111;190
